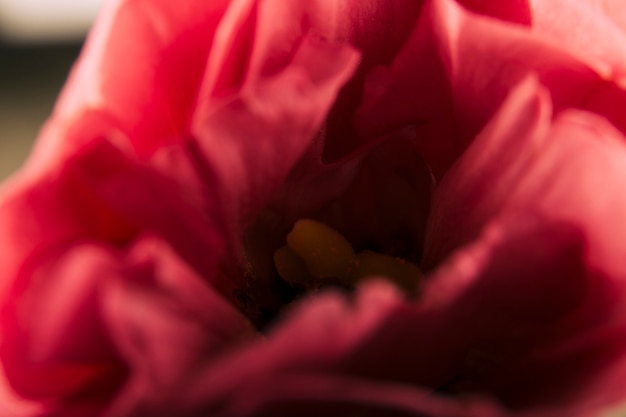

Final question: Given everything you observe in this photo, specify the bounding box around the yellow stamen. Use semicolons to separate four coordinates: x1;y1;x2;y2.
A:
351;251;422;292
273;245;313;286
274;219;422;293
286;219;354;282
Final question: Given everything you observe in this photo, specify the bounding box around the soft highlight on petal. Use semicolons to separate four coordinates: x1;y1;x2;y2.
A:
101;236;255;416
355;0;615;178
530;0;626;81
424;76;552;268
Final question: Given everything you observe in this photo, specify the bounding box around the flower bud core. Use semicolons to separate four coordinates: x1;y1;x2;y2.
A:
275;219;422;293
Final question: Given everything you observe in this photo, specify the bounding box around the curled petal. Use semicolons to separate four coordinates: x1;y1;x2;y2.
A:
101;236;255;416
424;76;551;267
1;233;254;416
47;0;232;157
424;60;626;414
1;244;125;409
189;34;360;233
457;0;531;24
530;0;626;80
355;0;616;178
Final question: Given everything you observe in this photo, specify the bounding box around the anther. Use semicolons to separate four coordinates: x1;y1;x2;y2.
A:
275;219;422;293
286;219;355;282
351;251;421;292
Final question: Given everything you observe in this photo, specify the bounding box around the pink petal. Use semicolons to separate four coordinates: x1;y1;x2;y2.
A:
457;0;531;24
424;76;551;267
424;69;626;413
44;0;232;158
355;0;609;178
0;368;41;417
509;112;626;288
530;0;626;80
1;233;254;416
0;131;137;310
1;244;125;406
585;0;626;33
100;236;254;416
188;34;359;233
315;0;425;162
57;139;227;290
177;281;469;416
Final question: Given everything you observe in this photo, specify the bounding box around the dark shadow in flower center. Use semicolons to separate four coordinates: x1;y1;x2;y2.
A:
240;134;434;330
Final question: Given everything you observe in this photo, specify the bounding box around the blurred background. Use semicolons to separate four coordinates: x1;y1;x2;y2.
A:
0;0;102;179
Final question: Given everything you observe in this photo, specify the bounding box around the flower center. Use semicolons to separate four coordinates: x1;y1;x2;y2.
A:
237;138;432;329
274;219;422;293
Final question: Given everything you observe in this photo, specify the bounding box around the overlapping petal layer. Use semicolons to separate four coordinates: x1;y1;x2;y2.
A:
2;0;626;416
128;73;626;417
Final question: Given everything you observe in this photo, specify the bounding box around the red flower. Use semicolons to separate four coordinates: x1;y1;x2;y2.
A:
2;0;626;416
